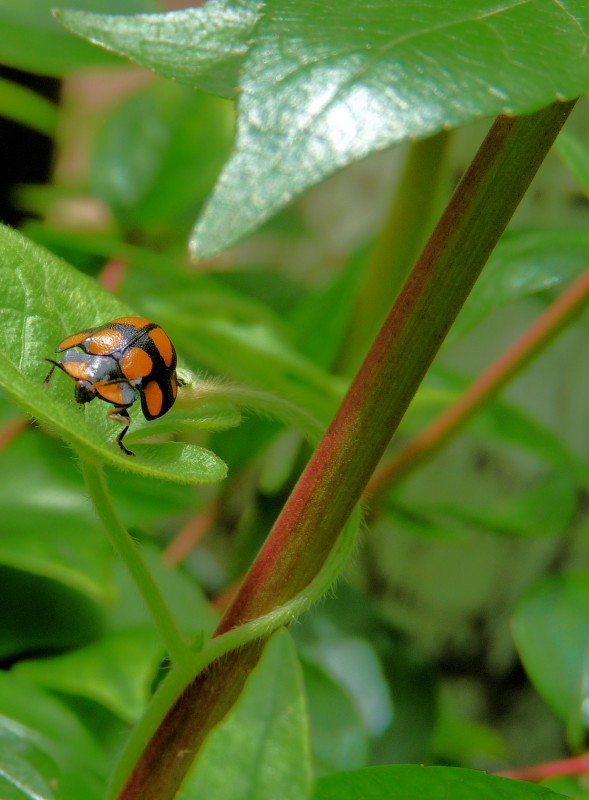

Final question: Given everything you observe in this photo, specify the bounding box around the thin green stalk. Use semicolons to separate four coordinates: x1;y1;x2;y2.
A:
177;377;325;444
340;130;451;373
79;457;192;670
116;100;576;800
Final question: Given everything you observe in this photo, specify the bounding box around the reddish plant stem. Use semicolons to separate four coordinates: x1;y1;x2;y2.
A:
497;752;589;782
163;502;219;566
118;102;575;800
0;417;29;453
366;265;589;498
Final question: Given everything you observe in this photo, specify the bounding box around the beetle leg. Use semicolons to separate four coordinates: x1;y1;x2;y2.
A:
108;406;135;456
43;359;60;388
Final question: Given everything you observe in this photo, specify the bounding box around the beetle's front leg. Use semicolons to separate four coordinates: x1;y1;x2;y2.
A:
108;406;134;456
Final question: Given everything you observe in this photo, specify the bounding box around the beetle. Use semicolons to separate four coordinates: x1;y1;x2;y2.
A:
44;316;180;456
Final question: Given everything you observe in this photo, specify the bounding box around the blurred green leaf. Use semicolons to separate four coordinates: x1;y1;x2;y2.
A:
295;584;437;768
90;81;233;235
0;225;227;484
512;572;589;745
55;0;260;98
0;0;157;76
424;368;589;488
192;1;589;256
288;248;364;369
314;765;567;800
301;659;369;775
557;129;589;199
0;567;102;660
105;544;218;639
541;777;589;800
416;470;578;538
451;229;589;338
302;636;394;738
0;430;115;600
0;673;106;800
185;630;313;800
13;629;163;723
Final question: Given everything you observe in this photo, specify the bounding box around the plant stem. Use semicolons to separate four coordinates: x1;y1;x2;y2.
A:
116;100;576;800
366;265;589;497
79;457;192;670
340;130;451;374
497;752;589;782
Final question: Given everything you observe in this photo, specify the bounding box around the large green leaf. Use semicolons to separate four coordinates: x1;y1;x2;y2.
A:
512;572;589;744
55;0;260;97
184;630;313;800
0;225;227;484
313;765;567;800
0;0;157;76
191;0;589;256
56;2;589;258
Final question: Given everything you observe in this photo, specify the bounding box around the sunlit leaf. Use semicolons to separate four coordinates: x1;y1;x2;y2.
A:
192;0;589;256
55;0;260;97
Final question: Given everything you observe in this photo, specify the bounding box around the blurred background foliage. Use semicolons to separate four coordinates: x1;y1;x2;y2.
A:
2;1;589;798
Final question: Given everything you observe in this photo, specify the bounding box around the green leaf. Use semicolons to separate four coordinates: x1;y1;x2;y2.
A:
13;629;164;724
417;470;578;538
313;765;567;800
0;224;227;485
0;0;157;76
451;228;589;338
192;0;589;257
557;129;589;199
0;567;102;660
55;0;260;98
0;672;106;800
90;81;233;232
184;630;313;800
0;430;115;601
105;544;218;639
300;659;369;775
512;572;589;744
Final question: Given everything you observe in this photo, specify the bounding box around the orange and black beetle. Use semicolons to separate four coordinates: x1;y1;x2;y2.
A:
44;316;180;456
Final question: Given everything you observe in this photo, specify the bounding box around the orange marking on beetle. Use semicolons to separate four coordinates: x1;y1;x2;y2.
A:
143;380;163;418
88;329;125;355
149;327;174;367
112;316;151;328
95;383;127;406
61;362;91;382
120;347;153;381
170;373;178;399
57;331;91;351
